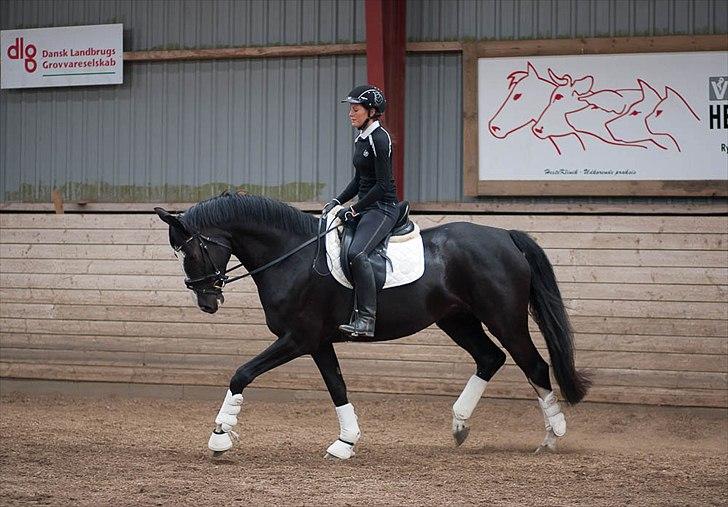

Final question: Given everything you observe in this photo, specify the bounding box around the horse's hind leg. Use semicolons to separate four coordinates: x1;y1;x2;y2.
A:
436;313;506;446
485;313;566;453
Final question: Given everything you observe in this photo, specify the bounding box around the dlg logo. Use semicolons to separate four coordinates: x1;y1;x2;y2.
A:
6;37;37;73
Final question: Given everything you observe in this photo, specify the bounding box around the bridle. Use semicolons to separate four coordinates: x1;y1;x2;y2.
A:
175;233;234;295
176;218;340;295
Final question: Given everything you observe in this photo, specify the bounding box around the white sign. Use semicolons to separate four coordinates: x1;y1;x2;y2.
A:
478;52;728;180
1;24;123;89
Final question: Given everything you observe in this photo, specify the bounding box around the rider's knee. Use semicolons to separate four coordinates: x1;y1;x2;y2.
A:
349;251;368;268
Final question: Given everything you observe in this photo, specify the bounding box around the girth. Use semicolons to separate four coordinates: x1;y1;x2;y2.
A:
339;201;413;290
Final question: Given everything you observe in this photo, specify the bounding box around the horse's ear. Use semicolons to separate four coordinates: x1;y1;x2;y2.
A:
155;207;188;234
637;79;661;102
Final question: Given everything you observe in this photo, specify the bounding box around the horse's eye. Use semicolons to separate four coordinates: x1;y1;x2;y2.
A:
513;93;522;101
553;93;563;101
655;110;663;117
630;110;641;116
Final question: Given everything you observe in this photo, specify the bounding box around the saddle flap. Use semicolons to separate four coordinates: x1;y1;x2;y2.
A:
326;206;425;291
339;220;388;291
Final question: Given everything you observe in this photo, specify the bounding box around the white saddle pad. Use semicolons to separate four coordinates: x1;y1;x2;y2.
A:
325;206;425;289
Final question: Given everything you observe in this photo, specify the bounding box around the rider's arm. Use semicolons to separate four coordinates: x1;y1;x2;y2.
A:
352;131;392;213
335;172;360;205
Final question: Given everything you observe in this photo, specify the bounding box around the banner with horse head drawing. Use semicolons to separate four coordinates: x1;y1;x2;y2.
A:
478;51;728;181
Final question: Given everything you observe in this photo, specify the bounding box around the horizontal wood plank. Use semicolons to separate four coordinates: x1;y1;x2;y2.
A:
123;43;367;61
471;34;728;58
475;180;728;197
1;346;725;381
2;283;726;307
0;345;722;391
1;261;725;287
4;245;728;274
4;201;728;215
1;298;725;321
3;213;727;234
1;312;725;338
2;267;726;294
1;362;725;407
3;331;725;356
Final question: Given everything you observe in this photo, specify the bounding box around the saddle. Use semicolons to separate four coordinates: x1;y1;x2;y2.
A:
338;201;415;291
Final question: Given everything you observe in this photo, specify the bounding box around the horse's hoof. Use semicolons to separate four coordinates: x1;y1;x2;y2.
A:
212;450;228;458
534;443;556;454
324;451;355;460
453;426;470;447
325;440;355;460
208;429;235;452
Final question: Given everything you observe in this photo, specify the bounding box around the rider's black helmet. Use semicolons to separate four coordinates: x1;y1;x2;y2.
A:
341;84;387;114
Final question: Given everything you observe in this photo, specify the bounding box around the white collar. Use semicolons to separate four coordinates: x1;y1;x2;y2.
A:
354;120;380;141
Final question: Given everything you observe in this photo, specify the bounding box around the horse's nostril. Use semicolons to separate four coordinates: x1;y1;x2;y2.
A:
200;303;217;314
491;125;500;133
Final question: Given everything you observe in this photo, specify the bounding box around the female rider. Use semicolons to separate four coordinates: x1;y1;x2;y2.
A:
323;85;398;338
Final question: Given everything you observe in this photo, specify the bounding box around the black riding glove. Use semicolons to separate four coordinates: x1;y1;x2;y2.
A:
322;199;340;216
335;206;358;223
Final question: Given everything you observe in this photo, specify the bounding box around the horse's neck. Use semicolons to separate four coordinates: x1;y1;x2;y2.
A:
228;222;311;274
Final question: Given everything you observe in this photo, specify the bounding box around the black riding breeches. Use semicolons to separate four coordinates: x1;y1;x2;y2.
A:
347;203;397;266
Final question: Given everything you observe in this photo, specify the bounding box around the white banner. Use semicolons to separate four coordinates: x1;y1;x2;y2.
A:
1;24;123;89
478;52;728;180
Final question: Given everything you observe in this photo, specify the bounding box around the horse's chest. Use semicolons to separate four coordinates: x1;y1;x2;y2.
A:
258;292;303;329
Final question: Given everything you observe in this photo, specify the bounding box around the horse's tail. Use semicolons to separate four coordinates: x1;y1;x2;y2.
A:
508;229;591;404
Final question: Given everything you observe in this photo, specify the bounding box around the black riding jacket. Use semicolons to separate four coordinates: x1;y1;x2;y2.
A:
336;120;397;213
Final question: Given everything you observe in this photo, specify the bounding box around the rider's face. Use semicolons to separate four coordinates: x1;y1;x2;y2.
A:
349;104;372;129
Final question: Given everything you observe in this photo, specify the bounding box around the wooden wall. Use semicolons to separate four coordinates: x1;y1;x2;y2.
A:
0;213;726;407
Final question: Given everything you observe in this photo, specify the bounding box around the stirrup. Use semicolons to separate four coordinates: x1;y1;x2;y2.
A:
339;319;375;337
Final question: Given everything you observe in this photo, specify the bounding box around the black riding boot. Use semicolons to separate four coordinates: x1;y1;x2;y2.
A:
339;254;377;337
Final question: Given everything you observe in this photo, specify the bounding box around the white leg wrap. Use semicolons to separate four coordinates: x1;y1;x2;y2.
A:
325;403;360;460
214;389;244;432
453;375;488;421
334;403;361;444
537;391;566;437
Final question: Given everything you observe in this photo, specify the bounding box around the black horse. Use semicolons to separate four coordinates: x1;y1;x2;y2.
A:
155;193;590;458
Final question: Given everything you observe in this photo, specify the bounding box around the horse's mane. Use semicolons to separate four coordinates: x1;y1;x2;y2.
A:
181;192;318;236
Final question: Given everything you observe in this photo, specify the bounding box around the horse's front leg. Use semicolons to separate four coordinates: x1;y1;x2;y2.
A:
312;341;361;460
208;335;306;455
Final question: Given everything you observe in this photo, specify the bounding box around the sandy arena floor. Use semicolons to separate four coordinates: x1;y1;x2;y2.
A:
0;391;726;506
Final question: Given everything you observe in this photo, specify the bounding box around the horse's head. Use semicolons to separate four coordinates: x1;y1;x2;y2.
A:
607;79;663;144
488;62;556;139
155;207;232;314
645;86;701;142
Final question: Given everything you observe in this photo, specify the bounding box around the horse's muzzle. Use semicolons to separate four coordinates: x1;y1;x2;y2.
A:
197;292;223;313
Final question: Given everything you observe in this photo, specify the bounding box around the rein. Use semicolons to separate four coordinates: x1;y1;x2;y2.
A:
180;219;340;292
